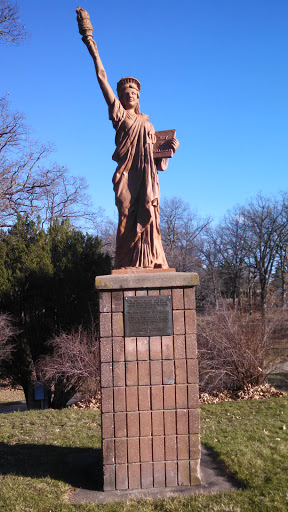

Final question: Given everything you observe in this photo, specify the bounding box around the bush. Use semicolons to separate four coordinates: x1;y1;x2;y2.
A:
197;306;284;393
38;327;100;409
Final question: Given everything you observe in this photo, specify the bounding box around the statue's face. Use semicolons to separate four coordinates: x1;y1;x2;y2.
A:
120;84;139;110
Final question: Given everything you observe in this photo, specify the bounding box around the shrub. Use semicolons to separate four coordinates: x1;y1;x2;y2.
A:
38;327;100;409
197;306;284;393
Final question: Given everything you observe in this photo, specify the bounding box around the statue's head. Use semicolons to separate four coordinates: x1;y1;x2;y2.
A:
117;77;141;113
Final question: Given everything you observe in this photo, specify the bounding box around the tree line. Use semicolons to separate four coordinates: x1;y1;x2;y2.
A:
159;194;288;312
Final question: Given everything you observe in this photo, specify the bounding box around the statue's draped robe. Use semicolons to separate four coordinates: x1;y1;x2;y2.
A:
109;99;168;269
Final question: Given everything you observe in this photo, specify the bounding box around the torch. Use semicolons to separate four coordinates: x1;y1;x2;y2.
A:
76;7;94;43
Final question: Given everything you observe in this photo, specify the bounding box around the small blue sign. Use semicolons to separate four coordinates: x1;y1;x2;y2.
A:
34;382;45;400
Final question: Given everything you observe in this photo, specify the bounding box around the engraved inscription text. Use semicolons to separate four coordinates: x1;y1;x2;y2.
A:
124;296;173;337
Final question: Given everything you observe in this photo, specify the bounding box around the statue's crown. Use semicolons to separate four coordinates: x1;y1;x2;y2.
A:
117;77;141;97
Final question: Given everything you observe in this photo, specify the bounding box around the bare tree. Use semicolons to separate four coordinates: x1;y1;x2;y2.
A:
0;0;29;44
273;192;288;307
0;143;53;227
274;244;288;307
0;95;27;152
36;164;94;230
92;208;117;260
199;194;288;311
160;196;211;272
240;194;287;311
214;207;251;307
1;157;94;230
0;96;53;226
0;96;97;230
197;227;222;308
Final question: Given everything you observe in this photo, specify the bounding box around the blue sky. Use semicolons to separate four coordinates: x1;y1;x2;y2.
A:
1;0;288;224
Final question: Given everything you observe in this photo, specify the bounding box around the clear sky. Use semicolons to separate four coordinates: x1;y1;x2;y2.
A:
1;0;288;224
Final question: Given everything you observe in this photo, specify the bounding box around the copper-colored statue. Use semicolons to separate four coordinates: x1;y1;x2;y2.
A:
76;8;179;269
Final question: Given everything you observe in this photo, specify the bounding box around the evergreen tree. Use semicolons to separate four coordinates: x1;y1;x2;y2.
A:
0;215;111;406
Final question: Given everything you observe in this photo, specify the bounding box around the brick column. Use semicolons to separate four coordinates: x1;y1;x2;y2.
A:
95;272;201;491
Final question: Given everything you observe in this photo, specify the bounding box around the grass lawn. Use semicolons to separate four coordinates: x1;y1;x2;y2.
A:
0;397;287;511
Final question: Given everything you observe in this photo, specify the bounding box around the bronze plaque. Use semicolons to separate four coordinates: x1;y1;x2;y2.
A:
124;296;173;337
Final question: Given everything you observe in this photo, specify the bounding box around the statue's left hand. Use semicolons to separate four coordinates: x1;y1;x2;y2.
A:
155;158;169;171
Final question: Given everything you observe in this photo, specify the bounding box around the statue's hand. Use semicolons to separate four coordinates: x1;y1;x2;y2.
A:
83;36;98;59
169;137;179;153
155;158;169;171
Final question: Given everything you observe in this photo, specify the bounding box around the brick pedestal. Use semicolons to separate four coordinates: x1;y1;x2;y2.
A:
95;272;201;491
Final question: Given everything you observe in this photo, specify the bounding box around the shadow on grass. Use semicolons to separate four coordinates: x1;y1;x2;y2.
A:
0;401;27;413
202;445;246;490
0;442;103;490
0;442;246;494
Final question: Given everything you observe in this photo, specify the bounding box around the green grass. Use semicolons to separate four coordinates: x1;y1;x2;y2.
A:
0;398;287;511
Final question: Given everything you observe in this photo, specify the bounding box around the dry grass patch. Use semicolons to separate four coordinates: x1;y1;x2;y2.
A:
0;382;25;403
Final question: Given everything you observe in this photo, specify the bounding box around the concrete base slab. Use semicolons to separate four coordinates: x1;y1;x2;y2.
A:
96;271;199;290
72;447;241;504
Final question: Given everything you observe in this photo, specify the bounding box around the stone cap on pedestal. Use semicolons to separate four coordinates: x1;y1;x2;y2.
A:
95;272;199;290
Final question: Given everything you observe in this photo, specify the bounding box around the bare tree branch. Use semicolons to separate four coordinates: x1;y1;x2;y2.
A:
0;0;29;44
160;196;211;272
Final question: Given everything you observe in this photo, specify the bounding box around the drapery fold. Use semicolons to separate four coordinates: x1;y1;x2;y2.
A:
109;98;168;269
